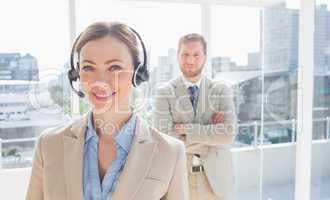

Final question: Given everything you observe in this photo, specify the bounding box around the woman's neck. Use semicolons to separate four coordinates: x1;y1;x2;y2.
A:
92;108;133;138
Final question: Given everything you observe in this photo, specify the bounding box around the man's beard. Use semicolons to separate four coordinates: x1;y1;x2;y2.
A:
182;67;203;78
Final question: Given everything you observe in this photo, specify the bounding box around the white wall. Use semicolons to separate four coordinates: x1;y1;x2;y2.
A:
0;168;31;200
232;141;330;199
232;141;330;190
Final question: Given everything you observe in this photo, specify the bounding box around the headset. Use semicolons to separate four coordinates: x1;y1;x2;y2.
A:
68;25;149;98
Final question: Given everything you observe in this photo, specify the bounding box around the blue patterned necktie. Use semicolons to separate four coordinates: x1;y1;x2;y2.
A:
188;85;199;114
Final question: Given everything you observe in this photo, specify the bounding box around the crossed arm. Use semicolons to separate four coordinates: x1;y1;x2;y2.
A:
152;84;237;149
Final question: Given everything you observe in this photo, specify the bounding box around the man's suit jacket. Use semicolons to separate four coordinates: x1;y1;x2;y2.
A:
152;76;236;200
26;114;188;200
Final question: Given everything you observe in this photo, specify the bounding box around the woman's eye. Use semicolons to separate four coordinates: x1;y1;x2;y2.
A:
82;65;94;71
109;65;122;71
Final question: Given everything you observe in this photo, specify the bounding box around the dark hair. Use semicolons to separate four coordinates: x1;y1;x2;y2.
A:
178;33;207;55
75;21;140;68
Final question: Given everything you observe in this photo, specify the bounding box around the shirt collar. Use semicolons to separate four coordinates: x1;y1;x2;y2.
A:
114;113;137;153
181;74;203;89
85;111;137;153
85;111;97;143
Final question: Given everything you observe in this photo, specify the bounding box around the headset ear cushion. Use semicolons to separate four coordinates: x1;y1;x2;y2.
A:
137;65;149;81
68;68;79;81
133;62;150;86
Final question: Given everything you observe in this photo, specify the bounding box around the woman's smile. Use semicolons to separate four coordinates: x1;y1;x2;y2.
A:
91;90;117;102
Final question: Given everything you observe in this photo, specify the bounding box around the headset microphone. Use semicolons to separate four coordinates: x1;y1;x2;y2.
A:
76;90;85;98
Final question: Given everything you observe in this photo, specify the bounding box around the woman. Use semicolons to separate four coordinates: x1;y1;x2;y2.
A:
26;21;188;200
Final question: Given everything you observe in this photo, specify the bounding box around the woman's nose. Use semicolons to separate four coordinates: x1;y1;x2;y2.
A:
91;80;112;93
94;70;110;83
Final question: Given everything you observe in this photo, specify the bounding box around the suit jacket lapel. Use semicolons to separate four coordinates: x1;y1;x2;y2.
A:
63;114;87;200
195;77;211;119
173;77;195;120
112;117;158;200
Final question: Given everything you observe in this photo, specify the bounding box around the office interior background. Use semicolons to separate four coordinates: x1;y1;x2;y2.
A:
0;0;329;199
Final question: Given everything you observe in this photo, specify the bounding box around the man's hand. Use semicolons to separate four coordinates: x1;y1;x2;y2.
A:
174;123;186;136
211;112;225;124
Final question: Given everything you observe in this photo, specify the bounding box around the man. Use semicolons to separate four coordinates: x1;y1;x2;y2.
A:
152;33;236;200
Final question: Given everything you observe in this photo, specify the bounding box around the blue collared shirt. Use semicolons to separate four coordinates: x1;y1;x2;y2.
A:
83;112;137;200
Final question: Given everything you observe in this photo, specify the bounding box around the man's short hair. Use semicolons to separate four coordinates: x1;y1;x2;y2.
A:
178;33;207;55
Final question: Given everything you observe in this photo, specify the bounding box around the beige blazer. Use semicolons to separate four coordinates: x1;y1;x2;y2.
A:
152;76;237;200
26;114;188;200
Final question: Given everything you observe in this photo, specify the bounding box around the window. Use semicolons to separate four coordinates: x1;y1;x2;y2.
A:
210;1;301;199
0;0;70;169
312;0;330;199
210;5;262;147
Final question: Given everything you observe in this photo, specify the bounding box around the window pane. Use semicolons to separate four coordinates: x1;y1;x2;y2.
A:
0;0;70;169
262;2;299;199
211;5;261;147
312;0;330;199
211;1;299;199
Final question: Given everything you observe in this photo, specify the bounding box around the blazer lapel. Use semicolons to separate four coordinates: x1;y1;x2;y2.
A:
63;114;87;200
173;77;195;120
112;118;158;200
195;77;211;119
